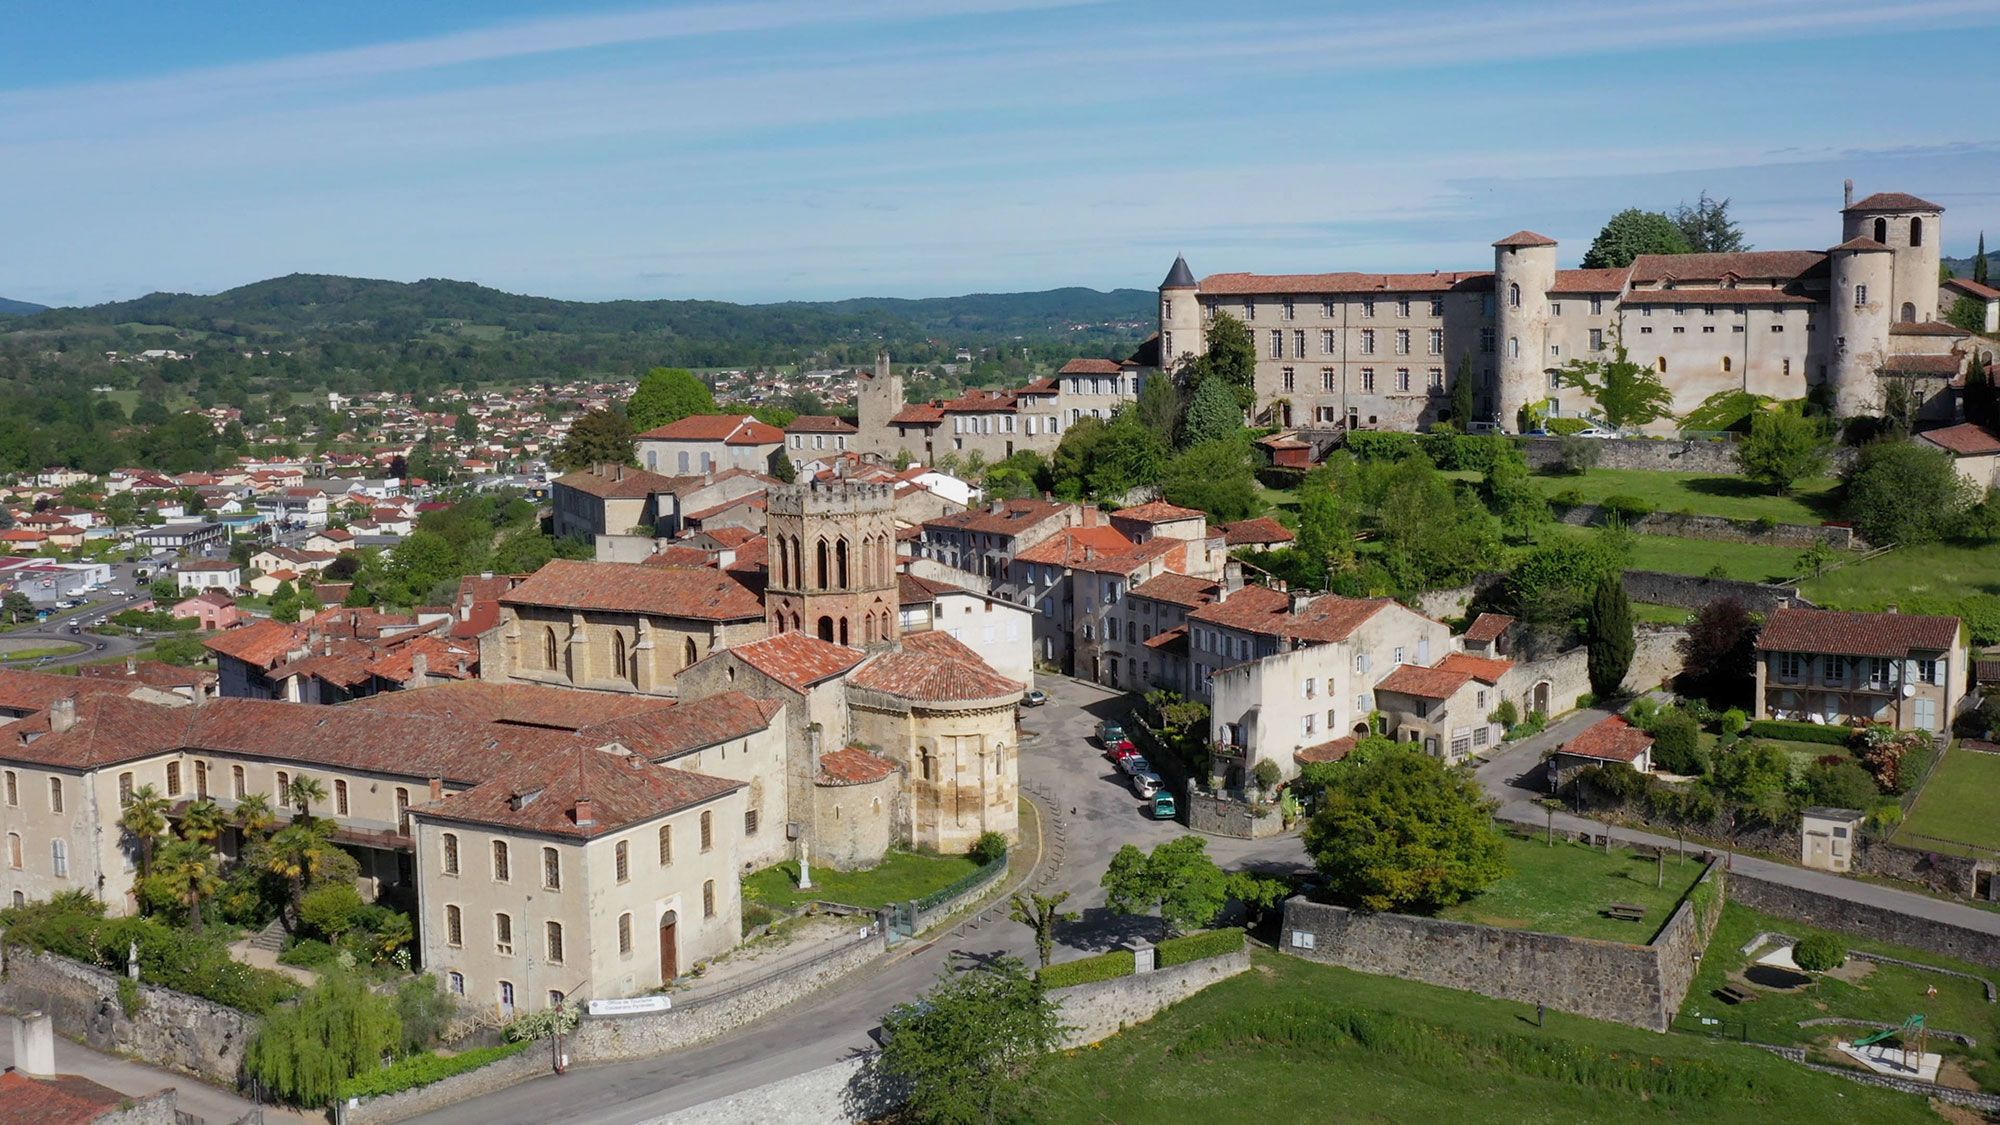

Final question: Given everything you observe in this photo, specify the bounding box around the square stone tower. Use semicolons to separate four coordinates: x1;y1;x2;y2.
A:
763;479;900;647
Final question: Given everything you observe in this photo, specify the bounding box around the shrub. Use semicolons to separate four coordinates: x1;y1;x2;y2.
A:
278;939;340;968
1745;719;1852;746
968;831;1009;867
1252;760;1283;790
1720;709;1748;737
1792;934;1847;972
1649;709;1706;775
1575;692;1597;709
1803;759;1880;810
1156;928;1246;968
1557;434;1602;475
335;1042;531;1102
1598;494;1654;522
1490;699;1520;729
1036;949;1134;989
1551;488;1585;509
1546;417;1593;436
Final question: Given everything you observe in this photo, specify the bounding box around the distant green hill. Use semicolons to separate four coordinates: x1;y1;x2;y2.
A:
1944;255;1996;282
0;297;47;316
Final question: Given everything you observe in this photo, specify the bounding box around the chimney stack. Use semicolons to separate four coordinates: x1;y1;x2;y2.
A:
11;1011;56;1078
428;777;443;800
1844;179;1854;208
574;797;596;828
411;652;429;684
48;696;76;734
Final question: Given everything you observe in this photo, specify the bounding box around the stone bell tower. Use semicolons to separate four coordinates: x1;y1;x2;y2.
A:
763;479;899;648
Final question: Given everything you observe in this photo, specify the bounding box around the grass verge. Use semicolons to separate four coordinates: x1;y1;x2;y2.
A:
743;849;982;912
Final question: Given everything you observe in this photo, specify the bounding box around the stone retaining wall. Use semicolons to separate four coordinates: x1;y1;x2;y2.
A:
1619;570;1806;614
1184;792;1288;840
1050;947;1251;1047
1559;506;1857;550
1522;437;1744;474
1278;861;1724;1032
1728;873;2000;969
336;1046;547;1125
0;946;254;1088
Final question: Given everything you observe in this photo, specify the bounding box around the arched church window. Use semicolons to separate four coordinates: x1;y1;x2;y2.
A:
1910;217;1923;247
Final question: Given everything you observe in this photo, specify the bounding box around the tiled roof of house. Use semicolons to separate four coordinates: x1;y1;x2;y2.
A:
183;699;579;785
1462;612;1515;644
554;464;690;499
501;559;763;620
1070;535;1186;577
1548;267;1632;293
925;498;1069;537
349;680;675;729
1128;572;1223;609
0;668;143;715
0;693;188;769
817;745;898;786
725;631;867;693
202;618;302;668
1374;663;1473;700
75;660;214;691
1627;249;1828;283
1058;358;1122;375
850;631;1022;704
636;414;784;445
1560;716;1654;763
1200;271;1492;295
1492;230;1557;247
584;691;783;760
888;404;945;425
414;744;741;839
1844;191;1944;213
1921;423;2000;457
1889;321;1970;337
1434;651;1513;684
1221;516;1295;546
1294;735;1357;765
1112;500;1205;524
897;572;959;606
785;415;858;434
641;545;713;568
1622;287;1816;306
1191;587;1395;644
1881;354;1962;376
1756;607;1961;657
1944;277;2000;301
1011;525;1134;567
0;1068;156;1125
1831;236;1893;252
1143;624;1189;656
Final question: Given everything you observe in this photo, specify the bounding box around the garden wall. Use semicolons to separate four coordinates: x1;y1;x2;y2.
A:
1049;946;1250;1047
0;946;254;1088
1278;860;1724;1033
337;1046;548;1125
1728;873;2000;968
1559;506;1858;550
911;857;1009;933
1184;791;1288;840
1619;570;1808;614
1513;629;1686;710
1521;437;1743;474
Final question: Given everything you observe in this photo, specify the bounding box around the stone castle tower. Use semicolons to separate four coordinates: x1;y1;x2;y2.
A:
763;479;899;648
1829;182;1946;417
853;349;903;458
1159;254;1204;373
1492;230;1558;432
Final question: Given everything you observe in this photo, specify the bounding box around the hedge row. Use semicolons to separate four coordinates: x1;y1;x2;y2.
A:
1342;432;1510;473
335;1041;532;1102
1745;719;1853;746
1156;928;1245;968
1037;949;1134;989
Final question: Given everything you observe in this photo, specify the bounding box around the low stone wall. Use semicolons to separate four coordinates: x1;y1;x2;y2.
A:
0;946;254;1088
1522;436;1744;474
337;1046;548;1125
1729;873;2000;969
1619;570;1806;614
1184;792;1288;840
1854;839;1982;897
1279;861;1723;1032
912;859;1009;934
1512;628;1686;711
1559;506;1857;550
1050;946;1250;1046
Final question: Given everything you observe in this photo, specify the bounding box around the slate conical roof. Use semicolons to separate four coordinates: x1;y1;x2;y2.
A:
1160;255;1197;289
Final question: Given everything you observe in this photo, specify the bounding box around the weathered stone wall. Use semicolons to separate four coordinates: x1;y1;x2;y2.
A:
1522;437;1745;474
1510;629;1685;713
1619;570;1806;614
1853;839;1983;897
1279;860;1723;1032
95;1090;180;1125
338;1046;548;1125
1647;864;1725;1026
0;947;254;1087
1558;506;1857;550
1049;947;1250;1047
1184;792;1288;840
1729;873;2000;968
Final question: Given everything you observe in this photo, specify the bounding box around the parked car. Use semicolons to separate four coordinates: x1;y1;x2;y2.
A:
1119;754;1151;777
1095;720;1126;747
1107;744;1140;770
1021;689;1048;707
1132;771;1163;798
1150;792;1178;820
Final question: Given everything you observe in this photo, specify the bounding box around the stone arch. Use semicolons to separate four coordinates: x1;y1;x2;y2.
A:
1873;217;1888;244
1900;302;1917;323
838;617;850;647
817;616;835;642
1721;356;1732;373
836;538;850;589
1508;281;1520;308
612;631;629;681
683;636;699;668
543;626;559;670
815;538;830;590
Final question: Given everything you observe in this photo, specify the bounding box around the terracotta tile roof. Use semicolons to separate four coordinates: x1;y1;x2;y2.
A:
726;631;867;693
584;691;783;760
1945;277;2000;301
1011;525;1134;567
641;545;713;568
0;668;144;715
553;464;685;499
1921;423;2000;457
636;414;784;445
1142;624;1189;656
1434;651;1513;684
1549;267;1632;294
1756;607;1961;657
889;403;945;425
203;618;303;668
1058;358;1122;375
1462;612;1515;644
850;631;1022;704
1017;377;1059;395
1492;230;1557;247
1628;250;1826;283
785;415;858;434
181;699;580;785
1882;354;1962;376
1623;287;1815;306
925;498;1070;537
365;635;479;684
501;559;763;620
1294;735;1357;765
0;1069;155;1125
1112;500;1205;524
1186;583;1290;632
683;492;769;523
75;660;214;691
349;681;675;729
1199;271;1492;295
415;744;741;839
938;389;1020;414
1374;663;1472;700
1192;588;1396;645
1560;716;1653;764
1221;517;1295;546
1071;535;1186;577
699;526;759;548
0;693;188;769
1831;236;1893;252
1128;572;1222;609
817;745;898;786
1844;191;1944;213
897;572;958;606
1890;321;1970;337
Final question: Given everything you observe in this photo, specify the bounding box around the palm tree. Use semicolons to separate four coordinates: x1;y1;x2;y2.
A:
234;792;276;838
263;819;341;932
285;776;328;820
118;784;170;880
152;839;222;934
179;798;226;845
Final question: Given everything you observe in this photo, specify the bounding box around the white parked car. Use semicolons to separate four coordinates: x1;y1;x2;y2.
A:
1132;772;1163;799
1119;754;1151;777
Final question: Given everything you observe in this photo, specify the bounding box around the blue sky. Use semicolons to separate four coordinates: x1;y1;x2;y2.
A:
5;0;2000;307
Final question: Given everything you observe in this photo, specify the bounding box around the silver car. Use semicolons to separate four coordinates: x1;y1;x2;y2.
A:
1132;771;1163;799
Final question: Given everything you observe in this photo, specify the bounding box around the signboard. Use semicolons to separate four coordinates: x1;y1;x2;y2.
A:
587;995;671;1017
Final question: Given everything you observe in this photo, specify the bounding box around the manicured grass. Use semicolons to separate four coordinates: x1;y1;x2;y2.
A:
1681;903;2000;1090
1538;468;1841;525
742;849;981;912
1803;538;2000;611
1020;948;1937;1123
1437;834;1705;942
1897;745;2000;855
1624;535;1804;583
1634;601;1693;625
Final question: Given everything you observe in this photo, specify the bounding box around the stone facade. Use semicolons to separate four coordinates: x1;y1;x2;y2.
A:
765;480;901;648
0;947;255;1087
811;769;896;871
847;690;1019;854
1619;570;1806;615
1729;873;2000;968
1183;791;1288;839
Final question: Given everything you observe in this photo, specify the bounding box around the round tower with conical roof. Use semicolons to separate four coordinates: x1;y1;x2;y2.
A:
1492;230;1558;432
1159;255;1203;374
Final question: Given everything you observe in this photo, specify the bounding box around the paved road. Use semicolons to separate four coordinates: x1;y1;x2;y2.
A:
0;1018;313;1125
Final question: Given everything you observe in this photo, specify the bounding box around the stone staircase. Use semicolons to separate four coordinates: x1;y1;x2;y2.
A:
248;918;286;954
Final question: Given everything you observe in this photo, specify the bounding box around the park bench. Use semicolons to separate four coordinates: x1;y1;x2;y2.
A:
1604;903;1646;922
1717;985;1757;1005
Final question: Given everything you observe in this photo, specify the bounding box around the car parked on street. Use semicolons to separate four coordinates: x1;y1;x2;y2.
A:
1132;771;1162;798
1095;719;1125;747
1119;754;1151;777
1150;792;1178;819
1021;689;1048;707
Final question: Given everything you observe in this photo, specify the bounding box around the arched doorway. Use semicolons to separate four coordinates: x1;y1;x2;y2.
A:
658;910;678;985
1531;680;1552;716
1900;302;1916;323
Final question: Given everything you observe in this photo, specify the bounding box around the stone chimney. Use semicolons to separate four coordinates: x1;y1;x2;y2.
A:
1290;588;1315;614
48;696;76;734
876;349;890;380
574;797;596;828
428;777;443;800
411;652;428;684
1224;559;1244;591
1844;178;1854;209
989;498;1005;515
10;1011;55;1078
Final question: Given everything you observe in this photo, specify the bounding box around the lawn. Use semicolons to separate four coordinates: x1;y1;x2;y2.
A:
1896;745;2000;856
1803;538;2000;613
1680;903;2000;1091
1535;468;1841;525
1437;833;1705;942
742;849;981;912
1019;947;1937;1123
1633;602;1693;625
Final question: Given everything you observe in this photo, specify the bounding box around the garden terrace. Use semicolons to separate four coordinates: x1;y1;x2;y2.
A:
1895;743;2000;858
1438;833;1706;942
742;849;983;912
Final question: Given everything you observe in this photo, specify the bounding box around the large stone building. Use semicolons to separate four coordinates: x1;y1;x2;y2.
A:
1159;185;1989;433
852;349;1153;465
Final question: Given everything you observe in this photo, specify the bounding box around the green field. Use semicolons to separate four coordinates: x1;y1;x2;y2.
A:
742;849;980;912
1803;539;2000;612
1681;904;2000;1090
1633;602;1693;625
1438;834;1704;942
1896;745;2000;855
1019;947;1937;1123
1533;468;1841;524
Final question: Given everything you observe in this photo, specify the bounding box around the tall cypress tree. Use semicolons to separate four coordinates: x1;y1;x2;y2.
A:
1451;355;1476;428
1977;232;1990;286
1586;576;1635;699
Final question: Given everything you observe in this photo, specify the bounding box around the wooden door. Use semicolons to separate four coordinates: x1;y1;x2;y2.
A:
659;913;678;985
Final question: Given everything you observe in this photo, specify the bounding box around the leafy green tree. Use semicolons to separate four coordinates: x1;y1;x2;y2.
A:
1177;373;1243;449
2;591;33;624
285;775;328;818
1100;835;1230;936
1081;412;1169;501
549;408;635;471
118;784;170;880
1302;746;1506;911
269;579;301;624
1160;439;1259;522
1738;409;1831;495
1293;463;1357;581
1007;891;1076;969
234;792;277;838
452;412;480;442
625;367;716;433
246;969;402;1108
147;838;222;933
1185;311;1258;412
1581;208;1692;269
1375;455;1500;594
981;450;1047;501
1481;441;1546;536
1450;355;1477;427
1792;934;1847;972
879;960;1064;1125
261;819;354;933
1676;598;1757;710
1803;759;1879;810
1671;192;1747;253
178;798;227;845
505;1000;582;1076
1135;374;1182;437
1556;341;1676;430
299;882;365;943
1977;231;1990;286
1710;743;1791;804
1947;295;1989;334
1964;350;1995;428
1843;440;1976;545
1585;576;1635;699
770;451;797;483
1646;708;1706;775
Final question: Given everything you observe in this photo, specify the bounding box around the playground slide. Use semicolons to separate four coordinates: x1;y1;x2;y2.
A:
1851;1014;1925;1048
